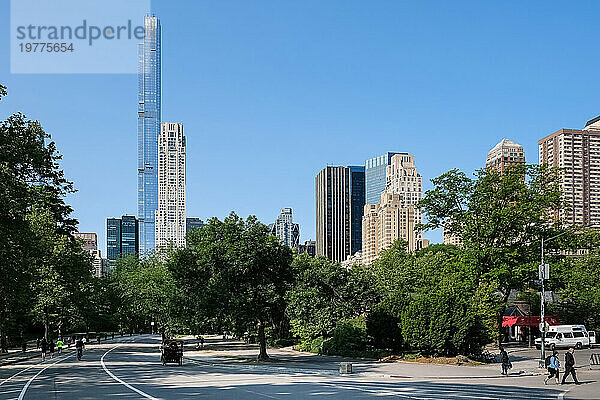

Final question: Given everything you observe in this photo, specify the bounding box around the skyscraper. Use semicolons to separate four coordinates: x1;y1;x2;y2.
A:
106;218;121;263
365;152;406;204
270;208;300;249
315;166;364;263
106;215;139;265
137;15;161;254
539;116;600;227
349;166;365;254
486;138;525;173
155;123;186;248
186;217;204;233
362;154;426;264
121;215;139;256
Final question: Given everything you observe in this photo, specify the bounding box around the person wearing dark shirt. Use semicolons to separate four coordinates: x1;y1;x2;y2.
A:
40;338;47;361
561;348;580;385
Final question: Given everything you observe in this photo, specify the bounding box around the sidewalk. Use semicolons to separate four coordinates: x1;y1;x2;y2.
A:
182;337;600;399
183;336;540;379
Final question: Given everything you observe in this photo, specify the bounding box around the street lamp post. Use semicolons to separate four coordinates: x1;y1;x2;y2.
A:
540;237;546;368
539;229;571;367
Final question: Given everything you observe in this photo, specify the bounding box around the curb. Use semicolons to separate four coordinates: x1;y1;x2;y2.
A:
184;356;543;380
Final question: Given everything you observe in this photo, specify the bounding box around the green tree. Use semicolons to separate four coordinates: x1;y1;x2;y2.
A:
549;251;600;330
372;242;500;356
417;165;571;342
286;254;378;352
0;84;77;350
111;254;179;336
169;213;293;360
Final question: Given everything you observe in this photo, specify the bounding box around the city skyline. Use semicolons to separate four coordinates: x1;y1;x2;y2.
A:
3;2;600;255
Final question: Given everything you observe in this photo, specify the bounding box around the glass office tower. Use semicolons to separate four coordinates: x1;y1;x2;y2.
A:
137;15;161;254
349;166;365;255
121;215;139;256
106;216;139;266
365;152;406;205
106;218;121;263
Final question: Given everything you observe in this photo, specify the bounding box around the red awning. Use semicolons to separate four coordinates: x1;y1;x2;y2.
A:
502;316;560;327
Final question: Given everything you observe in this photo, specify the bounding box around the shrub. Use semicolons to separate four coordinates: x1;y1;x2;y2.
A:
322;317;368;356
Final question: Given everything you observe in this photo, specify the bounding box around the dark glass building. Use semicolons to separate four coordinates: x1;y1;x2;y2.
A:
186;217;204;233
349;166;365;255
106;215;139;266
106;218;121;264
315;165;365;262
121;215;139;256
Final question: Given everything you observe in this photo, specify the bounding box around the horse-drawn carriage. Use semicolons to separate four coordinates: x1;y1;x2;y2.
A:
161;339;183;365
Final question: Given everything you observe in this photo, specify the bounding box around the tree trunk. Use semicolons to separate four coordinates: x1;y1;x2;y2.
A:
0;310;7;353
44;311;49;341
257;320;269;361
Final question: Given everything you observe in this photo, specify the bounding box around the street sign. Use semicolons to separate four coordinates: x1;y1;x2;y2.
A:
534;279;542;286
539;264;550;280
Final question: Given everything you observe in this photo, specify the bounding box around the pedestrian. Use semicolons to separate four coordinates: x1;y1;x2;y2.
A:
561;348;581;385
545;350;560;385
21;340;26;353
40;337;47;361
97;335;101;344
56;338;63;355
500;346;511;375
49;339;55;359
36;338;40;349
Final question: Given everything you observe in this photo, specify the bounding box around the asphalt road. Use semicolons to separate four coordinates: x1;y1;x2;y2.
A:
0;335;564;399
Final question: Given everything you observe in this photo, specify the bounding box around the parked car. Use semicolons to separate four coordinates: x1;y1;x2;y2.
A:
535;325;592;350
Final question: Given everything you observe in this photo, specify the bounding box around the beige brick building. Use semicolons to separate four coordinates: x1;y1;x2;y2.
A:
486;138;525;173
442;228;462;246
362;154;426;264
155;123;187;249
539;117;600;227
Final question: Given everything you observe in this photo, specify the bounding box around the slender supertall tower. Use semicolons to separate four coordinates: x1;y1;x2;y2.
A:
137;15;161;254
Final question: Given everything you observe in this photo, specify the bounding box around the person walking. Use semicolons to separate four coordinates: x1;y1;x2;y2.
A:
75;338;84;360
561;348;581;385
500;346;511;375
56;338;63;355
48;339;55;359
545;350;560;385
40;338;47;361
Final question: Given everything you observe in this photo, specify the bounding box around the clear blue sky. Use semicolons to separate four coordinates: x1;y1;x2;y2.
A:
2;0;600;254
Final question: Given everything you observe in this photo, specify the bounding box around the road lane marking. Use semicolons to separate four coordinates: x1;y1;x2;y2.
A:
0;363;39;387
17;354;73;400
100;345;159;400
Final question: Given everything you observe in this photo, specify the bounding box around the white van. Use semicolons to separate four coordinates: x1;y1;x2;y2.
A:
535;325;591;350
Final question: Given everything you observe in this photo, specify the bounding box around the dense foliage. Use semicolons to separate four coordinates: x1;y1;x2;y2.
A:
3;82;600;360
